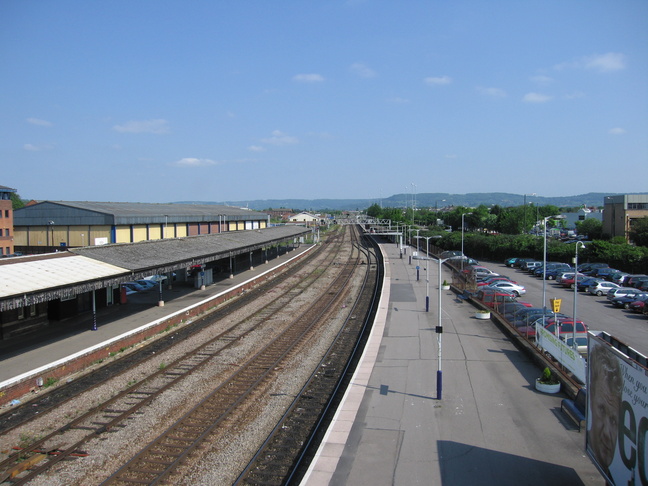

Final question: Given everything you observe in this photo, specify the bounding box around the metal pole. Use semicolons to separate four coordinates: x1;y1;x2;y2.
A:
542;217;549;321
572;242;585;349
437;257;443;399
91;290;97;331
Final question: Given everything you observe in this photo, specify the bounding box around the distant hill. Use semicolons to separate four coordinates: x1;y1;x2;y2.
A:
176;192;645;212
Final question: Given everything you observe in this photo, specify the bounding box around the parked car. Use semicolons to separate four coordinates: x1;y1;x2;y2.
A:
558;273;586;288
134;279;158;290
512;258;535;268
518;317;587;338
588;281;620;296
610;272;630;284
628;276;648;288
476;276;516;287
629;300;646;313
610;293;648;309
544;264;573;280
520;261;542;272
606;287;643;301
504;257;518;267
578;262;609;275
577;277;602;292
488;281;527;296
475;289;518;308
123;281;149;292
589;267;620;279
121;283;140;294
561;335;588;357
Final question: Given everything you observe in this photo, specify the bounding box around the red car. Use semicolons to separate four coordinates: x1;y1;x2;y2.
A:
559;274;586;288
517;317;587;338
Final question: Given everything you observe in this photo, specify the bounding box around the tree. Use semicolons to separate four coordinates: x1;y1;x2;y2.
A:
629;217;648;247
366;203;382;218
11;193;25;210
576;219;603;240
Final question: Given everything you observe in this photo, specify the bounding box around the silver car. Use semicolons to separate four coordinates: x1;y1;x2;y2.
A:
588;281;620;296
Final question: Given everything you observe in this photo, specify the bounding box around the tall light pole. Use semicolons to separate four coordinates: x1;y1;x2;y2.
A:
411;182;416;224
461;212;472;272
432;256;450;399
523;193;536;234
542;216;551;322
415;235;435;312
572;241;586;349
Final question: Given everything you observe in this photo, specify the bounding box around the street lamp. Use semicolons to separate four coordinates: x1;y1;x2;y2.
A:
461;213;472;272
414;235;435;312
523;193;536;234
432;256;450;399
572;241;586;349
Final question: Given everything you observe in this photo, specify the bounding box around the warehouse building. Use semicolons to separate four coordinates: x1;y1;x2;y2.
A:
13;201;270;253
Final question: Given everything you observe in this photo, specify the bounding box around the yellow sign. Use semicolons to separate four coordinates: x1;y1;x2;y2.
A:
550;298;562;313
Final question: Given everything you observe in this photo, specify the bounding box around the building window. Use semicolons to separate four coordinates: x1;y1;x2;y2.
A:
4;229;9;236
4;210;8;217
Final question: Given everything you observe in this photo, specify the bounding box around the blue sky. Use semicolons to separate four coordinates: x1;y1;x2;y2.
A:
1;1;646;204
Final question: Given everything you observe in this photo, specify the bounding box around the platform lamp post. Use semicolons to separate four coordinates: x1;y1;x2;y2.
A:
432;256;450;399
572;241;586;349
460;213;472;272
416;236;435;312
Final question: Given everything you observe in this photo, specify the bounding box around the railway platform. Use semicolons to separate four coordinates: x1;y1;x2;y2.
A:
301;240;601;486
0;244;314;387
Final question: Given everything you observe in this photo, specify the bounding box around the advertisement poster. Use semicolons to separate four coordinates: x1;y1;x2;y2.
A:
586;335;648;485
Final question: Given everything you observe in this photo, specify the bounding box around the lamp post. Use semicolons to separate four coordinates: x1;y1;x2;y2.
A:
541;216;551;323
572;241;586;349
416;236;434;312
432;256;450;399
523;193;536;234
461;213;472;272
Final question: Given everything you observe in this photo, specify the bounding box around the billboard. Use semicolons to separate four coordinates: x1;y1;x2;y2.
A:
586;333;648;485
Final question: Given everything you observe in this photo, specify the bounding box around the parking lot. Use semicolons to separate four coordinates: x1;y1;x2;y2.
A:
482;260;648;356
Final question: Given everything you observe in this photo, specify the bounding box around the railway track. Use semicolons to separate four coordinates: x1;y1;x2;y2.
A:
235;231;382;485
0;225;380;485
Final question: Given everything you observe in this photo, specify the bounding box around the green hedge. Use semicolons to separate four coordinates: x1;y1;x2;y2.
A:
434;232;648;274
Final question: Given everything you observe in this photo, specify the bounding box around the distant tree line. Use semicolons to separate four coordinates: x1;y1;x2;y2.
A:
365;203;648;273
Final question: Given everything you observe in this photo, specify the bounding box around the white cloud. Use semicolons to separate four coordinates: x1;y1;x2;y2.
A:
261;130;299;146
171;157;217;167
554;52;626;73
292;73;325;83
248;145;266;152
608;127;626;135
530;75;553;85
23;143;53;151
350;62;376;78
584;53;626;72
27;117;52;127
477;86;506;98
523;92;553;103
113;119;170;134
563;91;585;100
424;75;452;86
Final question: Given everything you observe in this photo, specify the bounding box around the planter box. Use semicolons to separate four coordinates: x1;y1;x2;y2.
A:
535;378;560;394
442;285;451;290
475;311;491;320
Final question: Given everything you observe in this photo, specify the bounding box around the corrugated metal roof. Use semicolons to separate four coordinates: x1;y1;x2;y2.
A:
0;254;128;298
70;226;310;271
0;225;311;310
14;201;269;225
